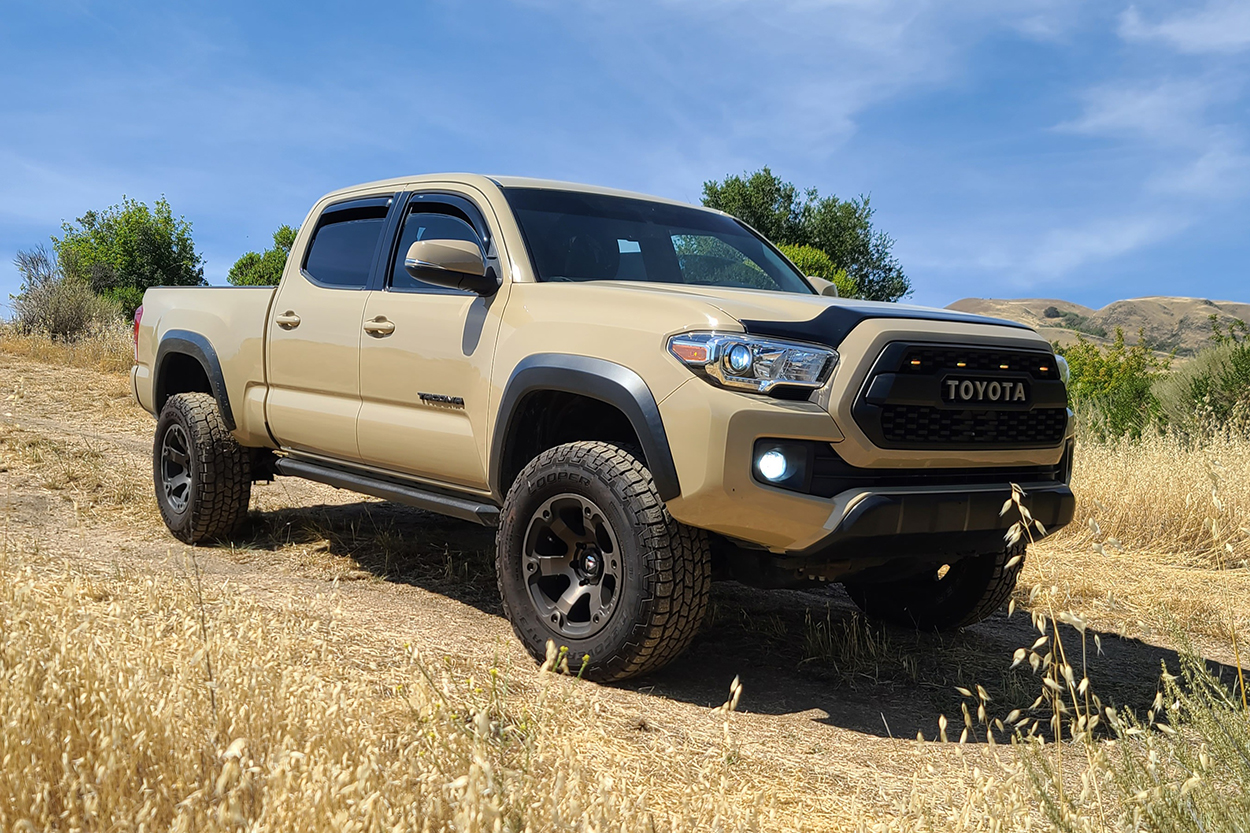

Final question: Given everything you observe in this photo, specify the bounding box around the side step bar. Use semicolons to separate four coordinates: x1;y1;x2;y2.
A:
273;457;500;527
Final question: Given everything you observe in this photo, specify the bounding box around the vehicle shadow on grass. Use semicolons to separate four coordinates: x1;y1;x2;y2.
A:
225;499;1248;743
228;498;504;611
636;581;1250;742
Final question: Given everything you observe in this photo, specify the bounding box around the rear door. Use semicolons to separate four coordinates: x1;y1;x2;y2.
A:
266;195;396;461
356;190;508;490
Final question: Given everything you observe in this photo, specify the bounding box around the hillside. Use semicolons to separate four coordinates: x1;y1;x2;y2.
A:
947;296;1250;355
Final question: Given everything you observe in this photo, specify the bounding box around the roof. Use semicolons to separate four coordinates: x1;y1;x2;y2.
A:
317;173;717;214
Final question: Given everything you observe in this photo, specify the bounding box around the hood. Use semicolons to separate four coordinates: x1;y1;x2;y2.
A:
588;281;1032;346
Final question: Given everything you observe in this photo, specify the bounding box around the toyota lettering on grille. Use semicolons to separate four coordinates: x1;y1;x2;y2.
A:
942;377;1030;404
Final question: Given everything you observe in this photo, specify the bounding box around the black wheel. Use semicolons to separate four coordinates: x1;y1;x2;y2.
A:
843;541;1026;631
153;392;252;544
496;441;711;682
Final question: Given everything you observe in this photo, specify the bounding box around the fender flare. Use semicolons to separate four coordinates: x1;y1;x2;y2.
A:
490;354;681;502
153;330;235;431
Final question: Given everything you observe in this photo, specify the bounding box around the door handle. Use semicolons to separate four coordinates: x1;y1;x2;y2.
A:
363;316;395;336
275;311;301;329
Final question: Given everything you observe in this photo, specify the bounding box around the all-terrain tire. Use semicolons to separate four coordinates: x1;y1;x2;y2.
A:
496;441;711;682
843;541;1026;631
153;393;252;544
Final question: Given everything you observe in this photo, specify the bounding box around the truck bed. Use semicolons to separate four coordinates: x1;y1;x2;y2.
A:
132;286;278;447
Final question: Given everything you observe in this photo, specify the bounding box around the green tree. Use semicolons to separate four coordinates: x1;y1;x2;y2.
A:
777;243;856;297
1056;328;1169;439
52;196;204;316
700;167;807;245
227;225;299;287
701;167;910;301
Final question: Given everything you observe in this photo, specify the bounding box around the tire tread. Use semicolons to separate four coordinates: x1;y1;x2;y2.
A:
496;441;711;681
154;393;251;544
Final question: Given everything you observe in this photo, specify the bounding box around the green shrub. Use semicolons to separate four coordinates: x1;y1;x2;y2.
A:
777;243;857;297
1154;318;1250;438
10;247;122;339
1057;328;1169;439
227;224;298;286
1040;305;1106;337
1059;312;1106;338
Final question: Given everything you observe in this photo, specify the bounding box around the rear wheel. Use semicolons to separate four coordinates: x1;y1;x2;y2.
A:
496;441;711;682
153;393;252;544
843;541;1025;630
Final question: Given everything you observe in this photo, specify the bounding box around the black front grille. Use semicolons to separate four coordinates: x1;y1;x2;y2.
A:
880;404;1069;446
807;440;1070;499
898;347;1060;380
852;341;1069;450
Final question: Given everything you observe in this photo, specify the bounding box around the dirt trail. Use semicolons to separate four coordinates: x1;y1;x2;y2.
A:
3;350;1246;819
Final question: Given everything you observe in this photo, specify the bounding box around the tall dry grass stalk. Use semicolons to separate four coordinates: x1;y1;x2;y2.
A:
0;320;133;374
865;607;1250;832
0;554;781;832
868;501;1250;833
1053;432;1250;564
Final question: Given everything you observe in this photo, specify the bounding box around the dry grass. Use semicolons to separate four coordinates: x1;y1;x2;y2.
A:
0;552;796;832
867;603;1250;832
0;425;146;515
1052;432;1250;565
0;320;133;374
4;333;1250;831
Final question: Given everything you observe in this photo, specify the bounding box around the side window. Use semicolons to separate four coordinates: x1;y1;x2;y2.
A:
390;207;485;293
302;203;389;288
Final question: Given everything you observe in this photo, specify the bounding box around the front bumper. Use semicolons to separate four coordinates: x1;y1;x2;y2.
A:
782;480;1074;576
721;479;1074;586
659;377;1075;556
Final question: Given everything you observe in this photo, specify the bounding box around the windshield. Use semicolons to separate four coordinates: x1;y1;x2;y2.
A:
503;187;815;294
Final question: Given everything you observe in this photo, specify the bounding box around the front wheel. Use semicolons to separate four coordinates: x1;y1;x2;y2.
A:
153;392;252;544
843;541;1025;631
496;441;711;682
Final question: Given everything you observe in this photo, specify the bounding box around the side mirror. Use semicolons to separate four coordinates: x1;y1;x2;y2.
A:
805;275;839;297
404;239;498;295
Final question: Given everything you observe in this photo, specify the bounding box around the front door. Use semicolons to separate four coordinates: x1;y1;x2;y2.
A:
266;196;394;461
356;192;507;491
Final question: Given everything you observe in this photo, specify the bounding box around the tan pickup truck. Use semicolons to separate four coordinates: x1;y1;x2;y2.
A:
132;174;1075;681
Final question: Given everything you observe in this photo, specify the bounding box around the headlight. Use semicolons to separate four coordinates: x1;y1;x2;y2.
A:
667;331;838;394
1056;355;1071;386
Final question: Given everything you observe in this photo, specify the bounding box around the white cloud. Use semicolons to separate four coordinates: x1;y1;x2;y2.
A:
1120;2;1250;54
0;150;137;228
521;0;1094;165
1148;141;1250;197
1058;80;1215;146
907;211;1181;286
1024;214;1179;275
1056;76;1250;200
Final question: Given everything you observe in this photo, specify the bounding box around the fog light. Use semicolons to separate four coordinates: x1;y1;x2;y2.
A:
757;449;789;482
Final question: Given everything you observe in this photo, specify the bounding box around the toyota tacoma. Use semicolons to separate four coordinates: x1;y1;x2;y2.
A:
131;174;1075;681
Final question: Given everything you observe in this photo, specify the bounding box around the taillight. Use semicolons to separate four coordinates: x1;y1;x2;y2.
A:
133;304;143;362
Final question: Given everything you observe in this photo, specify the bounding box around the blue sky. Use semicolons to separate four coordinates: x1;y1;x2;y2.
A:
2;0;1248;310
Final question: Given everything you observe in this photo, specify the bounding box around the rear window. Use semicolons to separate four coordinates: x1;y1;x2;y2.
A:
303;204;389;288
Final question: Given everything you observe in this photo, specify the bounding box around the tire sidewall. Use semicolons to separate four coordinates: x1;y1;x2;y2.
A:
153;399;200;544
498;454;658;672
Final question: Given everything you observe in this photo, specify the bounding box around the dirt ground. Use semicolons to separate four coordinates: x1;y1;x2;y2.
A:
3;350;1248;823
